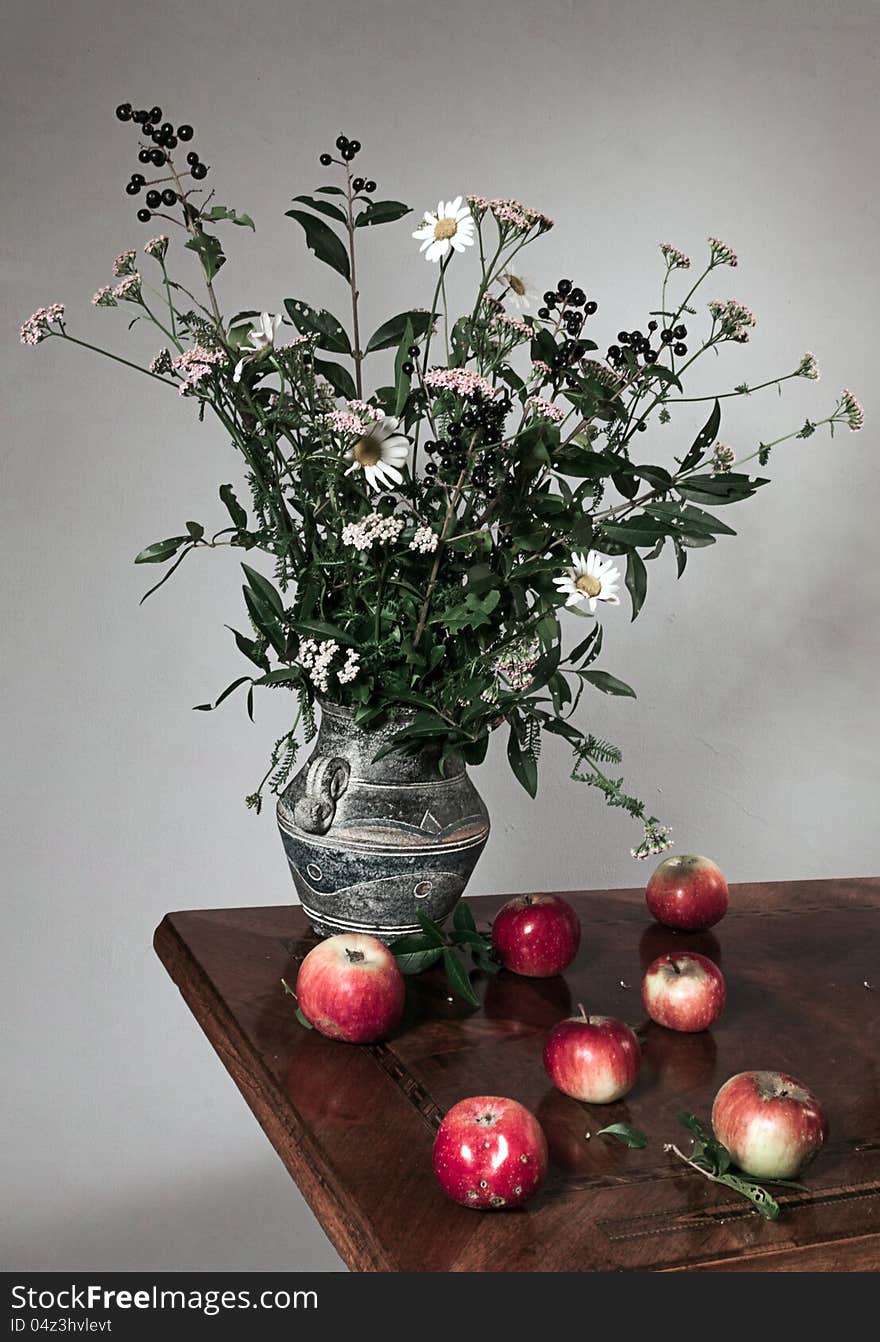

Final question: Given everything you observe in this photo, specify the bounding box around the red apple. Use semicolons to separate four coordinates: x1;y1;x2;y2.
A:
433;1096;548;1209
543;1009;641;1103
641;951;726;1033
295;933;405;1043
711;1070;828;1179
646;854;729;931
491;893;581;977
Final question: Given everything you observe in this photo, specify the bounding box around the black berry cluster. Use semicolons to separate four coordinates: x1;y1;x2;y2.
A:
537;278;598;336
606;319;688;371
423;392;511;495
318;136;377;193
115;102;207;222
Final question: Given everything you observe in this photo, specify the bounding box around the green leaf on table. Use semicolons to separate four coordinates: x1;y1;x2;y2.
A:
355;200;412;228
580;669;636;698
391;933;444;975
597;1123;648;1149
219;484;248;529
134;536;188;564
625;550;647;621
283;299;351;354
285;209;350;281
365;310;433;354
442;947;481;1007
416;910;447;947
453;902;477;933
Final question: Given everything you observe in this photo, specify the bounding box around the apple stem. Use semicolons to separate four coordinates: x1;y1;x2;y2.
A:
345;949;366;964
669;958;682;975
576;1003;589;1022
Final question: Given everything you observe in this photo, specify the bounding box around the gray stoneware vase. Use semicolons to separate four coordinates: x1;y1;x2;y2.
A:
276;701;490;942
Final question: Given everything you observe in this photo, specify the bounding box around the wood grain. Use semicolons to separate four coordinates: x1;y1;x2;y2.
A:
154;878;880;1271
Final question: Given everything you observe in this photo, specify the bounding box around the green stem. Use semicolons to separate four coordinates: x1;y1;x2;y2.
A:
56;331;176;386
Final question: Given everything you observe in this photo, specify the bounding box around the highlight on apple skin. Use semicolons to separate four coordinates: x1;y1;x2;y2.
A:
645;854;729;931
641;951;726;1033
295;932;405;1043
432;1095;548;1209
711;1070;829;1179
491;893;581;977
543;1009;641;1103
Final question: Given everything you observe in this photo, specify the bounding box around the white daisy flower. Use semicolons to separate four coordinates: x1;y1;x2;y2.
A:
344;415;410;491
553;551;621;613
502;271;538;310
412;197;476;263
233;312;282;383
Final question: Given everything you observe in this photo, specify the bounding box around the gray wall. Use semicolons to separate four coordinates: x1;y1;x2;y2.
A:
2;0;877;1271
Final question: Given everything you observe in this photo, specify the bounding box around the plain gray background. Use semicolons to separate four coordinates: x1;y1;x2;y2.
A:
2;0;878;1272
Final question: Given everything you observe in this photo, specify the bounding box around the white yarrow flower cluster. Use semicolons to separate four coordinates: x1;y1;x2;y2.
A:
342;512;405;551
20;303;65;345
838;388;864;432
660;242;691;270
632;822;674;861
299;639;360;691
409;526;438;554
494;637;540;691
708;237;738;268
796;351;820;381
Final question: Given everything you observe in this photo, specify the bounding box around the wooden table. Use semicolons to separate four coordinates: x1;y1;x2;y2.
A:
154;877;880;1271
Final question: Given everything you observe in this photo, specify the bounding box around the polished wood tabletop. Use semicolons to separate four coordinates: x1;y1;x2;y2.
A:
154;877;880;1271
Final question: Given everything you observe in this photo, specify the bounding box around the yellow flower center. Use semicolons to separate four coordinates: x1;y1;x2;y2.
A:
353;432;382;467
575;574;602;597
434;216;458;241
507;274;526;296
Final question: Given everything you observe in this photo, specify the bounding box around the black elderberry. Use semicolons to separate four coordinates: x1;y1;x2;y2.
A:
424;440;437;454
673;324;687;339
352;177;365;192
645;350;658;363
349;139;361;153
543;291;557;307
537;306;550;320
149;106;163;123
161;188;177;206
159;122;173;136
674;342;687;356
319;153;332;166
569;288;585;306
150;149;166;166
557;278;572;295
132;109;148;124
186;151;200;166
448;421;462;438
191;162;208;179
138;148;151;164
407;345;420;358
137;208;151;222
648;320;658;331
608;345;620;358
365;180;377;193
116;103;132;121
461;411;476;428
618;331;630;343
637;421;647;431
177;124;194;141
143;123;155;137
584;300;598;315
425;462;438;476
145;190;161;208
164;134;178;149
342;147;355;162
131;173;145;185
401;361;414;375
151;130;165;145
631;329;644;343
661;328;673;343
125;182;140;196
335;135;349;150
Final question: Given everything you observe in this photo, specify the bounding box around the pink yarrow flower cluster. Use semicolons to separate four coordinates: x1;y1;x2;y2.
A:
144;235;169;261
659;242;691;270
113;250;137;277
708;298;757;342
423;368;498;400
20;304;64;345
708;237;738;267
113;273;142;302
467;195;553;233
325;410;371;436
528;396;565;423
838;388;864;432
492;310;533;340
172;345;226;393
92;286;117;307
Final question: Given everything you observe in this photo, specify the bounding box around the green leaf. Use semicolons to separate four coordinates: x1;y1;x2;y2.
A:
677;474;769;506
625;550;647;621
291;193;348;224
507;722;538;797
364;310;433;354
395;944;444;975
679;399;721;472
453;902;477;933
285;209;350;281
193;674;252;712
283;299;351;354
416;909;446;947
643;364;683;392
185;520;204;541
355;200;412;228
184;231;225;282
243;587;285;657
581;669;636;697
242;563;284;618
314;185;346;196
393;320;414;416
219;484;247;529
134;536;188;564
254;667;302;686
291;618;357;647
442;947;480;1007
226;625;269;673
313;357;357;400
201;204;256;230
597;1123;648;1149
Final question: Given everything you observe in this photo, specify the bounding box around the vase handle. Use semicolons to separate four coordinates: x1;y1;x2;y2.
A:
293;755;351;835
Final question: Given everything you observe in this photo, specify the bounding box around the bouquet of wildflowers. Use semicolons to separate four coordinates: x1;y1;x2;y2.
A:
22;107;864;858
